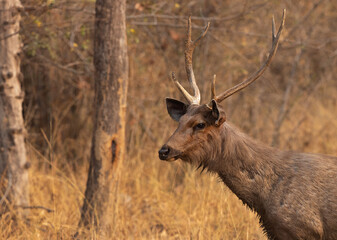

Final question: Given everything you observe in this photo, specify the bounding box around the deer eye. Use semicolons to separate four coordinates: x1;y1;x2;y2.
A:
194;123;206;130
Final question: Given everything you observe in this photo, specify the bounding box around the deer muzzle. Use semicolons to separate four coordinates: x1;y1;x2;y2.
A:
158;144;181;161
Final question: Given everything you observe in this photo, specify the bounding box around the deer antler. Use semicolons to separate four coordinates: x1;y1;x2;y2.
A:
172;16;210;105
211;9;286;104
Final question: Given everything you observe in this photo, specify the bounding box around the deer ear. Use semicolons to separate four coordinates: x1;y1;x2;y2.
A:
211;99;226;127
166;98;188;122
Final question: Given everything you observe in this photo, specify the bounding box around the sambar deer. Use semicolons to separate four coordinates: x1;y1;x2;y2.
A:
158;10;337;240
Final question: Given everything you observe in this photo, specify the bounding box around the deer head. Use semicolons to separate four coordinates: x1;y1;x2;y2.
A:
159;11;286;167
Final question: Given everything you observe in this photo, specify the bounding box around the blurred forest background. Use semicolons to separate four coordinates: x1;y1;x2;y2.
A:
1;0;337;239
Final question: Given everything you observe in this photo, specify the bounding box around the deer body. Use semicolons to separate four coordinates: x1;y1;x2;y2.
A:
213;122;337;240
158;11;337;239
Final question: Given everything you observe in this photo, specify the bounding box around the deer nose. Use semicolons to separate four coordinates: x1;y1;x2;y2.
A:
159;145;170;160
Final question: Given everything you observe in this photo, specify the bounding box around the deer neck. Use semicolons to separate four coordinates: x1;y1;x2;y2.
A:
213;122;282;213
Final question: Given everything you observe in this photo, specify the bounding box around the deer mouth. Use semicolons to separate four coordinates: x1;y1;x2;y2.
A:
165;156;180;162
159;153;180;162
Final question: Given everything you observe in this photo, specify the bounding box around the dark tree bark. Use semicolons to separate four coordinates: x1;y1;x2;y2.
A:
0;0;29;215
79;0;128;228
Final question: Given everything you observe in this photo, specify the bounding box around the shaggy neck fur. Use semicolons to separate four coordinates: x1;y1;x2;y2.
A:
207;122;284;218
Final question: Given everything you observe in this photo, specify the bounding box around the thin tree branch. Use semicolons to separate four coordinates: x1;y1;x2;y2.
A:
15;205;54;213
271;49;303;147
286;0;324;38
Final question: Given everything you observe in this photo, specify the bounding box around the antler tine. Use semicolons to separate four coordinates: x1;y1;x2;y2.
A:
211;74;216;100
170;72;196;104
173;16;210;105
214;9;286;104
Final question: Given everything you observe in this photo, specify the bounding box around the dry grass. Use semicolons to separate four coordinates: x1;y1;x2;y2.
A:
19;151;265;239
1;0;337;239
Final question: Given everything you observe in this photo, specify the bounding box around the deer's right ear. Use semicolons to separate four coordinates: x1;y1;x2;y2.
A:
210;99;226;127
166;98;188;122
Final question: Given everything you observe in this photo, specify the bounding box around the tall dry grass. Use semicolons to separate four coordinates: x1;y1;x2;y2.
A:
1;0;336;239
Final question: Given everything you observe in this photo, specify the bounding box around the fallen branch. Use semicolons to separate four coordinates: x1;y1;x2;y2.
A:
15;205;54;213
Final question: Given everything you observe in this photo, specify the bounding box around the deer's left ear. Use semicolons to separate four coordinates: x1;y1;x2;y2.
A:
210;99;226;127
166;98;188;122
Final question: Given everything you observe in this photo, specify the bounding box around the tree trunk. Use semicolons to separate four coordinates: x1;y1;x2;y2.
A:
79;0;128;228
0;0;29;215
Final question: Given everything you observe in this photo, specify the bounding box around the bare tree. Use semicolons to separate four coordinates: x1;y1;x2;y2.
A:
0;0;29;215
79;0;128;228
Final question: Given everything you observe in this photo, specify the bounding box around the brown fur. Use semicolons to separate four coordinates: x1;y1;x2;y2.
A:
159;103;337;240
